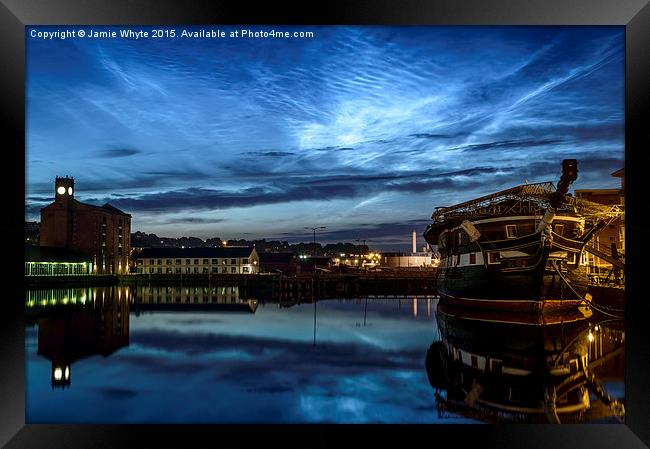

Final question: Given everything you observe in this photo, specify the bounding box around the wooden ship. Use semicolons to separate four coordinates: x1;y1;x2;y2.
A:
423;160;623;314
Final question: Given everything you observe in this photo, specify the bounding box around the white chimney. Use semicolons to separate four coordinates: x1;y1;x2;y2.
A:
412;230;417;254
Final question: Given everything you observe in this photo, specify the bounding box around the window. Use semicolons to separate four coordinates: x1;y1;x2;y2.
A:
193;267;199;273
175;267;181;273
166;259;172;265
194;259;199;264
490;359;503;373
202;267;209;273
157;259;162;265
469;253;476;264
567;253;576;264
471;355;478;369
222;267;228;273
186;259;191;265
149;267;154;274
243;266;249;273
185;267;191;274
231;258;237;264
555;224;564;236
242;258;249;264
211;259;217;264
212;267;218;273
150;259;154;265
231;267;237;273
203;259;209;264
505;225;517;238
488;252;500;264
157;268;162;273
175;259;181;264
509;387;521;402
166;268;172;273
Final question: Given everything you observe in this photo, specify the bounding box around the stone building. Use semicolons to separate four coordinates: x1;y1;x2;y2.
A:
39;176;131;274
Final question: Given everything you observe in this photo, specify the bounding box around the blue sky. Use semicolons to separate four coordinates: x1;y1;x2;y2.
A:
26;26;624;251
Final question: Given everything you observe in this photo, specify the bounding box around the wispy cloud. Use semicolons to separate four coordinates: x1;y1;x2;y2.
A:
26;26;624;249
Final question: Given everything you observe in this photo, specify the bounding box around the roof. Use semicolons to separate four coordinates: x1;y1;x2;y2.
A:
136;246;256;259
40;199;131;216
74;200;131;216
611;168;624;178
25;245;92;263
258;252;295;263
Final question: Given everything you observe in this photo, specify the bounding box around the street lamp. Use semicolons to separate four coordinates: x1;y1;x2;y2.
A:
305;226;326;259
305;226;326;244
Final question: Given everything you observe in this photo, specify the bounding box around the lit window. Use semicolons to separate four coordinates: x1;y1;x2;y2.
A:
488;253;500;264
231;267;236;273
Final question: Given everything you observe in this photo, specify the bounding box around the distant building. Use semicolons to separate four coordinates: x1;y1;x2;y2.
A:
258;252;297;273
39;176;131;274
25;221;40;244
335;252;381;269
380;252;436;269
133;247;259;274
574;168;625;277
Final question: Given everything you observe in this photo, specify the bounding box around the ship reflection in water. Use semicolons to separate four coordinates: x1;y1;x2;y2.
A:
427;303;625;423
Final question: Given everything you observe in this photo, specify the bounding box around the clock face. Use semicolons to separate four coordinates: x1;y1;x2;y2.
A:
57;186;66;195
68;187;73;195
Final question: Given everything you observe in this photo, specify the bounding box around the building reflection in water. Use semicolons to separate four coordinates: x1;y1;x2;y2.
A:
426;303;625;423
26;284;259;388
26;287;130;389
132;285;258;312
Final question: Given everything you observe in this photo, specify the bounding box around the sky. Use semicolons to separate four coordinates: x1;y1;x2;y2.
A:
25;26;625;251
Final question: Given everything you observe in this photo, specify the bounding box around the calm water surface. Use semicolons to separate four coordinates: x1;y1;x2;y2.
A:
25;286;623;424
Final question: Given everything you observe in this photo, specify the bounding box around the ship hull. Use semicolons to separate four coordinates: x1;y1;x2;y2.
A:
430;215;591;314
437;291;584;314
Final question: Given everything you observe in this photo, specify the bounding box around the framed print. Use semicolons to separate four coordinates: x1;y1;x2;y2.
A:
2;0;649;447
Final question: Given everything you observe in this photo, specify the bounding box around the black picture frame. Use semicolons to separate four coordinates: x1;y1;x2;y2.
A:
2;1;649;447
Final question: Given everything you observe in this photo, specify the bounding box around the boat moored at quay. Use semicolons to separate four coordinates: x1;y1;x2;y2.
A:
423;160;622;314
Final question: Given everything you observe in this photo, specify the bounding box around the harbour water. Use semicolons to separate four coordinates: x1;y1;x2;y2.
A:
25;286;624;423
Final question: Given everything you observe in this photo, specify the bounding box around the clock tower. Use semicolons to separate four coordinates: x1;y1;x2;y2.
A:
55;176;75;201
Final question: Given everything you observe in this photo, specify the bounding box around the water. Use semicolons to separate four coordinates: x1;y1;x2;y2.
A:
25;286;624;424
